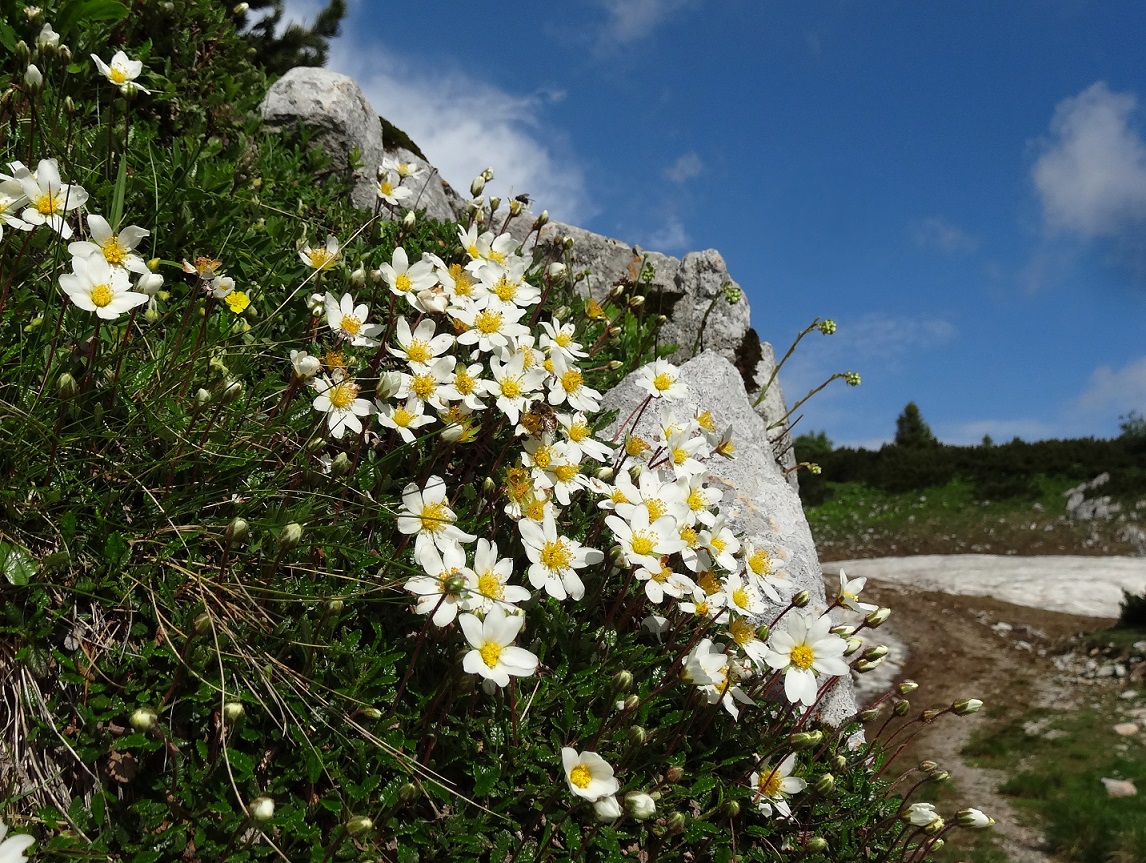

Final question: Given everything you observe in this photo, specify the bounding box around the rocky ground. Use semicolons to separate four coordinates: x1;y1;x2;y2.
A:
845;573;1146;863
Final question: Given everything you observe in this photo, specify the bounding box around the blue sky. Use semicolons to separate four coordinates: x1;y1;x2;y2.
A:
284;0;1146;448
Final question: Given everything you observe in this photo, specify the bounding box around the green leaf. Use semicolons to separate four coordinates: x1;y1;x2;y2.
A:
0;541;37;586
472;763;499;797
104;533;129;568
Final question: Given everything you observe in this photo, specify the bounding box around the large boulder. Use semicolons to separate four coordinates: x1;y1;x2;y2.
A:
601;352;858;726
260;68;466;219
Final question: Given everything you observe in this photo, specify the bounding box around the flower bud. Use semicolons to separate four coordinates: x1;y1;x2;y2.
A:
377;370;403;400
361;707;382;720
326;598;344;614
813;774;835;794
858;707;881;722
612;669;634;692
791;590;811;608
953;698;983;716
594;795;622;822
345;816;373;836
595;467;614;481
130;708;158;732
402;210;416;227
233;1;250;12
249;796;275;822
509;198;523;216
398;782;419;803
893;699;911;717
625;792;656;820
663;766;684;784
220;379;242;403
57;372;78;400
137;271;164;295
830;624;856;637
929;838;945;850
922;708;942;722
805;837;828;852
24;64;43;90
865;607;891;627
919;761;938;772
226;517;249;544
534;210;550;229
330;451;352;477
628;295;645;308
24;6;43;23
722;800;740;818
862;644;889;661
622;694;640;711
789;730;822;749
956;808;995;829
15;41;29;66
278;522;303;551
755;624;770;640
928;769;950;783
547;262;566;279
470;175;486;197
606;326;621;339
607;360;623;371
350;266;366;287
193;613;212;635
897;680;919;695
627;725;647;746
845;371;862;386
924;817;946;835
844;637;863;656
488;197;500;213
666;812;686;834
817;319;837;335
832;754;847;772
223;701;245;722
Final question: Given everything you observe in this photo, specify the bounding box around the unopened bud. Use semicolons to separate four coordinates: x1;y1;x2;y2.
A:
482;476;496;494
196;387;212;406
929;838;945;850
606;326;621;339
830;624;856;637
249;796;275;822
57;372;78;400
789;730;822;749
813;774;835;794
330;451;352;476
858;707;880;722
755;624;770;640
817;319;837;335
350;266;366;287
897;680;919;695
722;800;740;817
893;699;911;717
845;371;861;386
922;708;943;721
278;522;303;551
806;837;828;852
607;360;623;370
547;262;566;279
919;760;939;772
928;769;949;783
223;702;245;722
862;644;889;661
361;707;382;720
923;817;945;835
226;517;249;543
220;379;242;403
534;210;550;229
233;2;250;13
855;656;884;673
623;694;640;711
844;637;863;656
130;708;158;732
469;175;486;197
398;782;419;803
609;284;626;299
832;754;847;772
865;607;891;627
15;41;29;66
595;467;614;482
953;698;983;715
665;812;686;834
791;590;811;608
664;766;684;784
325;598;344;614
563;235;574;250
956;808;995;829
345;816;373;836
628;725;647;746
402;210;416;227
612;669;633;692
488;197;500;213
628;294;645;308
609;545;626;567
24;64;43;90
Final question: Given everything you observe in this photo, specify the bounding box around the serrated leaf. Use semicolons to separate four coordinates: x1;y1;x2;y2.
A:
0;541;37;586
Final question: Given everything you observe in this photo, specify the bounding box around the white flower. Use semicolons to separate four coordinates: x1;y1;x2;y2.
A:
396;476;477;555
36;23;59;49
18;158;87;238
404;540;470;627
459;605;539;688
837;569;878;614
68;214;150;272
476;259;540;308
764;611;850;707
397;356;455;410
311;375;374;439
624;792;656;820
634;560;695;605
561;748;619;802
299;235;340;270
91;50;150;94
290;349;321;381
558;412;613;463
636;359;688;400
605;507;688;571
135;270;164;296
485;353;545;424
0;174;30;240
375;170;412;206
956;807;995;829
378;246;436;307
518;517;603;601
382;155;424;180
463;538;530;613
682;638;754;719
59;253;146;319
390;317;455;368
0;819;35;863
324;292;383;346
453;301;530;355
24;64;42;90
208;275;235;298
904;802;941;828
547;351;601;414
539;317;587;361
749;753;806;818
377;397;435;442
593;795;623;821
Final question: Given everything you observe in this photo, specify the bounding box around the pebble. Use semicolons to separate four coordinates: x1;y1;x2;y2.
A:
1112;723;1139;736
1121;690;1138;700
1101;777;1138;797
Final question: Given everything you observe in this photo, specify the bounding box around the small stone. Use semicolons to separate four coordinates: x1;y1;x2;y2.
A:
1112;723;1139;736
1101;777;1137;797
992;622;1013;635
1121;690;1139;700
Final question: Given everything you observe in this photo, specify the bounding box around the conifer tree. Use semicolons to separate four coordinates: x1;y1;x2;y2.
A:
894;401;939;448
235;0;347;76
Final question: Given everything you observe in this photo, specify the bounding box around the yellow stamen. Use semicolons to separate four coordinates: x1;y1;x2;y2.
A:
90;284;113;307
789;643;815;670
540;538;573;571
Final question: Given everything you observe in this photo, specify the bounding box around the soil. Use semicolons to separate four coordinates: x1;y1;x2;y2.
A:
857;580;1118;863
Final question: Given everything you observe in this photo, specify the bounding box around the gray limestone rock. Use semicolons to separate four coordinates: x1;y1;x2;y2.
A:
385;145;469;224
660;250;752;366
601;352;858;727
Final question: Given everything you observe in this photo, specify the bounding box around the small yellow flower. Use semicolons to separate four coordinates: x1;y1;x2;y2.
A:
224;291;250;313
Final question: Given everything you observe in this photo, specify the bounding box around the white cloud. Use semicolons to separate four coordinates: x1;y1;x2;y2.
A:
1032;82;1146;238
664;152;703;183
910;216;979;254
641;215;690;252
1077;355;1146;413
595;0;699;45
327;43;593;225
825;313;957;363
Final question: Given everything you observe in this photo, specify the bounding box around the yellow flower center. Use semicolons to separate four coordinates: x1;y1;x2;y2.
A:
393;274;412;294
323;351;346;372
610;489;628;504
379;180;394;196
585;298;605;319
90;283;113;307
540;538;573;571
709;535;727;554
477;573;504;601
555;331;573;347
652;564;671;584
568;421;589;442
531;446;552;469
696;410;716;432
307;248;336;269
542;357;554;374
680;524;698;545
523;498;547;521
449;264;474;296
687;489;708;511
480;641;503;668
466;243;481;259
494;277;516;301
630;531;655;557
695;600;710;616
499;378;522;399
730;617;755;646
411;374;436;400
789;643;815;670
646;498;666;521
560;369;583;394
419;501;450;534
569;764;592;789
340;314;362;336
489;249;507;265
109;67;128;85
553;464;578;483
673;447;689;465
625;435;650;457
732;587;750;610
328;382;359;410
748;550;773;576
758;767;784;798
392;406;414;427
455;368;475;394
521;345;536;368
698;571;721;594
475;309;503;334
102;236;128;266
406;340;432;364
35;192;62;216
652;372;674;392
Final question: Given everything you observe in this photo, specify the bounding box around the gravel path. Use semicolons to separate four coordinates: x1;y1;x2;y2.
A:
822;554;1146;618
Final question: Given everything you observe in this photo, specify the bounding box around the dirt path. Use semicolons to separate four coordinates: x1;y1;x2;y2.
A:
853;579;1114;863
